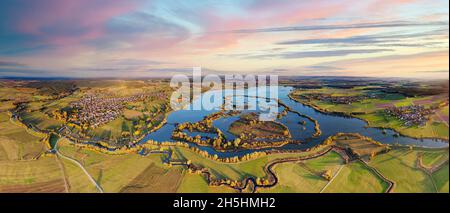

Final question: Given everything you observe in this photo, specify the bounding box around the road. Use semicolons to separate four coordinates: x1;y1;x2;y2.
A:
54;138;104;193
9;111;104;193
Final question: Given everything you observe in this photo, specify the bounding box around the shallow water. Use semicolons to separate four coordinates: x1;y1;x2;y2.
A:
139;86;448;158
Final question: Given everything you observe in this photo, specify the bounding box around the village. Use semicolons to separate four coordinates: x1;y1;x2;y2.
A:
384;105;434;127
300;93;374;105
69;92;165;128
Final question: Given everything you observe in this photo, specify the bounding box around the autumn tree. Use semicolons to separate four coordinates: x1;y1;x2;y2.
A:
322;170;333;181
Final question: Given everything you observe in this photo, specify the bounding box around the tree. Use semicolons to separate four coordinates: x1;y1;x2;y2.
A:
256;177;261;185
233;138;241;147
322;170;333;181
370;152;376;160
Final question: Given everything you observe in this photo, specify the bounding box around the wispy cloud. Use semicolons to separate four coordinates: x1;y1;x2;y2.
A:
302;51;449;78
0;61;26;67
276;29;448;45
303;65;344;71
415;70;449;73
103;58;170;66
230;21;449;34
0;0;448;78
229;49;393;59
0;67;54;77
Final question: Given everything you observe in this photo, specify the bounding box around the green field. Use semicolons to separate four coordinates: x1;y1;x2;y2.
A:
368;148;437;193
90;117;128;141
0;80;448;193
421;149;449;168
0;80;173;147
358;112;448;140
291;87;449;140
0;157;67;192
177;172;238;193
20;111;64;131
58;157;99;193
57;139;174;192
322;161;389;193
258;147;448;193
0;113;47;160
260;151;344;193
331;134;388;160
172;146;329;181
432;163;449;193
120;163;184;193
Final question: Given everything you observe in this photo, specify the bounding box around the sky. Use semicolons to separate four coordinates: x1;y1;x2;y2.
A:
0;0;448;79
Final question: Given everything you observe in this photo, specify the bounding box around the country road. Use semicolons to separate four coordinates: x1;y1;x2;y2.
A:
9;111;104;193
54;138;104;193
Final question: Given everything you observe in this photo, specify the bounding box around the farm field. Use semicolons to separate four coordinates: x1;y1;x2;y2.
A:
257;146;447;193
177;173;238;193
56;138;239;193
0;112;47;160
171;146;330;181
322;161;389;193
0;80;174;148
357;112;448;140
259;151;344;193
58;157;99;193
432;163;449;193
0;157;67;192
290;85;449;140
57;138;170;192
421;149;449;168
120;163;184;193
0;79;448;193
1;113;446;193
330;133;388;160
0;0;449;198
368;147;445;193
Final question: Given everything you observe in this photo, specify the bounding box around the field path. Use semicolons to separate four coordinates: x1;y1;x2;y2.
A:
54;157;70;193
436;112;449;127
319;165;344;193
54;138;104;193
416;154;439;193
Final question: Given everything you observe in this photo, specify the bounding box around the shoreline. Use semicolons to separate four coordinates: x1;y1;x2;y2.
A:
8;87;448;160
287;93;449;142
8;109;448;193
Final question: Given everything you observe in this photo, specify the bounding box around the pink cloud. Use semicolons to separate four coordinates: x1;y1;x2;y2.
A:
182;1;349;52
14;0;143;46
186;0;426;52
367;0;418;12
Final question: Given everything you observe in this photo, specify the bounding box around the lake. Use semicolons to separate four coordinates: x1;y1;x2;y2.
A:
139;86;448;158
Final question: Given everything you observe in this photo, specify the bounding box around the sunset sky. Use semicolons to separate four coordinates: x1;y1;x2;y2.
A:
0;0;448;79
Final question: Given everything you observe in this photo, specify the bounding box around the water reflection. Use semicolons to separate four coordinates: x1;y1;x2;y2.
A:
139;86;448;157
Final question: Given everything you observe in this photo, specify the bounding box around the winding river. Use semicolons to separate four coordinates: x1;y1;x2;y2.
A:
139;86;448;158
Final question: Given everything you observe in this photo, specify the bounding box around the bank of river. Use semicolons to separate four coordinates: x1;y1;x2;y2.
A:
139;86;448;158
